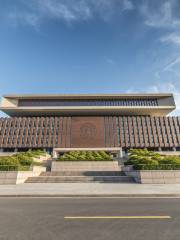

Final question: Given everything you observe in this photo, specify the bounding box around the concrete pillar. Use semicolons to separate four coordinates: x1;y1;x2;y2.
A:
158;147;162;152
173;147;176;152
0;149;3;152
53;149;58;158
119;147;123;158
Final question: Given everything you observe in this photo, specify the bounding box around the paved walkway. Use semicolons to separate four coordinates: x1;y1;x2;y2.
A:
0;183;180;197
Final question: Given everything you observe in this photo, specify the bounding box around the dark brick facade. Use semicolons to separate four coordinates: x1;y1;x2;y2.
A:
71;117;105;148
0;116;180;149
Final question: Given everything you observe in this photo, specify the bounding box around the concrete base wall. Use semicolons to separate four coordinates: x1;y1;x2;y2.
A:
156;151;180;156
123;166;180;183
33;153;51;163
0;166;46;185
51;161;121;172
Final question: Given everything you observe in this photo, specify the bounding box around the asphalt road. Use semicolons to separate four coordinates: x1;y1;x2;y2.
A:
0;198;179;240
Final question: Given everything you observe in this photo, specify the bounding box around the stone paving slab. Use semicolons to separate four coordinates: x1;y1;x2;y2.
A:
0;183;180;197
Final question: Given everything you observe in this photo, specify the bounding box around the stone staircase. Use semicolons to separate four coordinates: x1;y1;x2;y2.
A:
25;170;134;183
25;161;134;183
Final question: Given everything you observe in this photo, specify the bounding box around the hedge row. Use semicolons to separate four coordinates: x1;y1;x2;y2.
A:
0;165;31;171
0;150;45;171
134;164;180;170
125;149;180;170
57;151;112;161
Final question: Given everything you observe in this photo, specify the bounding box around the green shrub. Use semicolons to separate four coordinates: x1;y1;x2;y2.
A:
0;165;19;171
18;165;31;171
0;150;46;171
16;155;33;166
57;151;112;161
127;149;180;170
134;164;180;170
0;156;19;166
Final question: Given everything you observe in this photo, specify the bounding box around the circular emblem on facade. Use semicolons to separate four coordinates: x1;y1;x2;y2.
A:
80;123;97;140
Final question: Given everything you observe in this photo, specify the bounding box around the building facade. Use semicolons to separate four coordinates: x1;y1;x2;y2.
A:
0;93;179;155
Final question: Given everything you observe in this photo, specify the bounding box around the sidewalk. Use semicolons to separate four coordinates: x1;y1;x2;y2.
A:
0;183;180;197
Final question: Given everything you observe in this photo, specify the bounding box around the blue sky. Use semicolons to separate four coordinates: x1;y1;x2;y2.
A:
0;0;180;115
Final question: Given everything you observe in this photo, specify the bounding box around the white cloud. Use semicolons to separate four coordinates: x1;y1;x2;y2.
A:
163;56;180;71
155;56;180;79
138;0;180;48
126;82;180;115
7;11;40;28
1;0;134;27
148;82;180;115
140;0;180;29
122;0;134;10
37;0;92;22
160;33;180;46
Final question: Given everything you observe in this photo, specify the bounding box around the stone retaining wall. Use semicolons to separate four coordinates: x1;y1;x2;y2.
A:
51;161;121;171
33;153;51;163
0;166;46;184
123;166;180;183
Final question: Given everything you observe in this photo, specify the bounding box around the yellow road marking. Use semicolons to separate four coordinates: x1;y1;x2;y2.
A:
64;216;171;219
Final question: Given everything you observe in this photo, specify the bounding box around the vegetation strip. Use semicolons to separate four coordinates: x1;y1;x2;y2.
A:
58;151;112;161
0;150;46;171
125;149;180;170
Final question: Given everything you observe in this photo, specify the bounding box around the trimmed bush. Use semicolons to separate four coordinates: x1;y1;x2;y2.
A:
58;151;112;161
14;154;33;166
126;149;180;170
134;164;180;170
0;150;45;171
0;156;19;166
0;165;19;171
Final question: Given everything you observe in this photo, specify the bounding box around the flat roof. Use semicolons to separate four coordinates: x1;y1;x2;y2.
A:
3;93;173;100
1;93;175;117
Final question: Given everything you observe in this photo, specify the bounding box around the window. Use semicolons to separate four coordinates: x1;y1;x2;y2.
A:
18;98;158;107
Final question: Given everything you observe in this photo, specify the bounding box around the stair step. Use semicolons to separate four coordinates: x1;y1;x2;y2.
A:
51;161;121;172
40;171;125;176
25;175;134;183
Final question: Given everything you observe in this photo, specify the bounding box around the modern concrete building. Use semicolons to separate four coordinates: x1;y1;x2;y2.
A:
0;93;179;157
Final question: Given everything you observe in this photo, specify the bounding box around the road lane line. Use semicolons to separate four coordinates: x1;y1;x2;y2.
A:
64;216;171;219
0;196;180;199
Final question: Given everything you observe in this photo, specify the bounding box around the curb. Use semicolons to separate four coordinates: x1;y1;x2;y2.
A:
0;194;180;198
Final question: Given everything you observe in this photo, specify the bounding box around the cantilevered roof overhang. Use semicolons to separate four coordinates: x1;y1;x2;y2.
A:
0;93;176;117
2;93;175;99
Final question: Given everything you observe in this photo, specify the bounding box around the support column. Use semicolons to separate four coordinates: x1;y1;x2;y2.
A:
53;149;58;158
118;147;123;158
173;147;176;152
